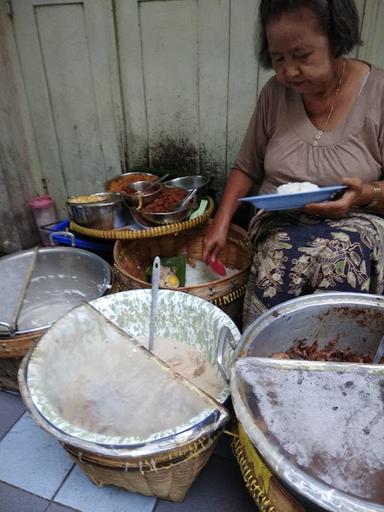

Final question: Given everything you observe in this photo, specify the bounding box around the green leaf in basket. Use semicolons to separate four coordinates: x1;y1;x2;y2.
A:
144;255;187;287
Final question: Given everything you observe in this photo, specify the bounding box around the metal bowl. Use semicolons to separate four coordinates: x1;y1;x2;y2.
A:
131;202;193;226
105;172;158;193
121;180;162;207
164;175;210;199
67;193;130;230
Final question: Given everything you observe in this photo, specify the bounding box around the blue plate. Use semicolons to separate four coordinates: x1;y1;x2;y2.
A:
239;185;347;211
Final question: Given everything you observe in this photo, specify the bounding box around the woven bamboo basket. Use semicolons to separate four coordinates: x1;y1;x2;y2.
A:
63;430;221;502
232;423;306;512
0;330;44;391
70;197;214;240
19;291;237;501
113;221;251;328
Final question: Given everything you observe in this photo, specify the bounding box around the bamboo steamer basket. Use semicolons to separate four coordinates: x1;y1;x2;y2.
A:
19;290;240;501
113;221;251;327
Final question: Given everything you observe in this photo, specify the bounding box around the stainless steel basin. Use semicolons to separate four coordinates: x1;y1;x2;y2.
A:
0;247;112;335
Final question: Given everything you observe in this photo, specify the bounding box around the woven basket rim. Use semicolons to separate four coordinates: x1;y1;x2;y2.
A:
113;221;251;291
63;429;221;472
70;197;214;240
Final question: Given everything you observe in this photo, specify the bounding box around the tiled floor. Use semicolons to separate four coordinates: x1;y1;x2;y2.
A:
0;390;255;512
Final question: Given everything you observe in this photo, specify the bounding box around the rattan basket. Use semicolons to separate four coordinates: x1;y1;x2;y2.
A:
233;423;306;512
113;221;251;327
0;330;44;391
70;197;214;240
63;430;221;501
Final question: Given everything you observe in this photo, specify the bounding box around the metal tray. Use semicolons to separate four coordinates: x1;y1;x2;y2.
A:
232;357;384;512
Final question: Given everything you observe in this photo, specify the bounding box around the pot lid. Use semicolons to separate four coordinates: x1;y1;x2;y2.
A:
0;247;112;336
231;357;384;512
21;302;229;457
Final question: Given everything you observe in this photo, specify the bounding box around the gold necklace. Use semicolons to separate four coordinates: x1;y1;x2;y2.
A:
312;58;346;146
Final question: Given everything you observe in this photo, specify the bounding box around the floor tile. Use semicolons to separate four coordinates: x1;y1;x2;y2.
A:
154;455;255;512
0;390;25;439
47;503;81;512
0;481;49;512
55;465;156;512
0;413;73;498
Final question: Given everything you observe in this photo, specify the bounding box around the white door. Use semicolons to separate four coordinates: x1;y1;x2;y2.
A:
11;0;124;214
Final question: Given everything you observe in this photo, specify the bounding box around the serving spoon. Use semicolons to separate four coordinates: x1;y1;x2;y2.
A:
148;256;161;352
175;188;197;211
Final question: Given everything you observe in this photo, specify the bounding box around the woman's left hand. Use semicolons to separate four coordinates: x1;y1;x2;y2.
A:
302;177;370;219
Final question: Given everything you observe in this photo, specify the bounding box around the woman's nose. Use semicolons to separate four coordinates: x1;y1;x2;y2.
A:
284;62;300;79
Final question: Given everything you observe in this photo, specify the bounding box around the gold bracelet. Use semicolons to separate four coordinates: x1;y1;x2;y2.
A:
366;183;382;208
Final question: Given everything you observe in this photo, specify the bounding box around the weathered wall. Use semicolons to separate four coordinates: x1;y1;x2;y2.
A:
0;12;38;252
1;0;384;251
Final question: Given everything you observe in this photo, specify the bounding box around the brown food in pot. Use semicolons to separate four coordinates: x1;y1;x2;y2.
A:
270;352;290;360
276;337;372;363
109;174;156;193
141;187;187;213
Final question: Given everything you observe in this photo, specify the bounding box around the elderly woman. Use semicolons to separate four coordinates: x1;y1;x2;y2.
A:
203;0;384;329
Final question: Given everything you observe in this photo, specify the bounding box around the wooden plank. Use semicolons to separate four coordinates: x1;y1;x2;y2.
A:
35;3;107;195
197;0;230;186
12;0;123;214
139;0;200;173
83;0;125;181
114;0;149;168
358;0;384;68
227;0;259;178
34;2;123;195
0;12;39;251
12;1;68;213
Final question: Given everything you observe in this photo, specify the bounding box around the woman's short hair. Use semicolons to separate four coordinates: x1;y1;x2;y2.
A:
258;0;363;68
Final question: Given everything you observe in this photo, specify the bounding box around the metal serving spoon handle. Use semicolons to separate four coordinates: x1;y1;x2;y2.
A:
175;188;197;211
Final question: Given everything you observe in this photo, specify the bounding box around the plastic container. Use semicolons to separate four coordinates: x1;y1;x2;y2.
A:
40;219;114;261
29;196;58;245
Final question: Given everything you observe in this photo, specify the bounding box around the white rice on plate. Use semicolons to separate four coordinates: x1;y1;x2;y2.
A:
276;182;320;195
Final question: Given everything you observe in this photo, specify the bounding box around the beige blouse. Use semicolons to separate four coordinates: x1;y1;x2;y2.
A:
234;64;384;195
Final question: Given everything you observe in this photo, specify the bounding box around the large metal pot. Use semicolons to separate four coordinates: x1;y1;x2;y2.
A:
217;293;384;512
236;292;384;359
0;247;112;336
67;192;130;229
216;292;384;381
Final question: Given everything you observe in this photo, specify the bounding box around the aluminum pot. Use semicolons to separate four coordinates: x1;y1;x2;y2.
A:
67;193;130;229
164;175;210;200
236;292;384;360
216;293;384;381
0;247;112;336
222;292;384;512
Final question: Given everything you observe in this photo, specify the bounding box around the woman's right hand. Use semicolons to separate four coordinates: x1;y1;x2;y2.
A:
202;217;229;264
202;168;254;263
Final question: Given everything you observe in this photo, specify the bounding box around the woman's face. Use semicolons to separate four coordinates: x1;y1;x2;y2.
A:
266;7;338;95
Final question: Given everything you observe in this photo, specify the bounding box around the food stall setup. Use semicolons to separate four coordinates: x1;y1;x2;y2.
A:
0;170;253;504
4;169;384;511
